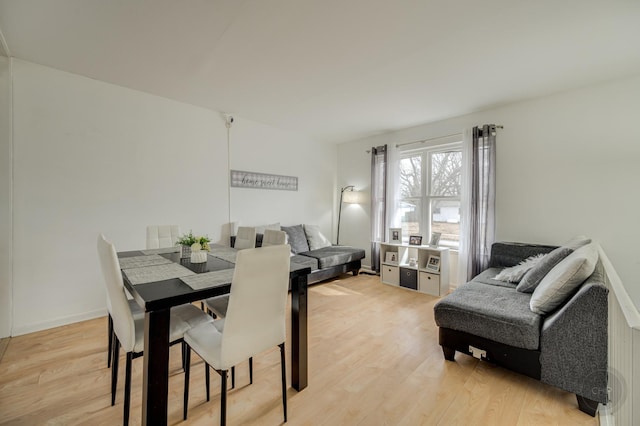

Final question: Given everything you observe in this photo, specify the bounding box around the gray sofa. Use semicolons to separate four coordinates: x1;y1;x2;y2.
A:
434;241;608;416
231;228;365;285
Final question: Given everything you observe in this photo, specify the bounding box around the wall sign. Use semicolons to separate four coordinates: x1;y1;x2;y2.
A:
230;170;298;191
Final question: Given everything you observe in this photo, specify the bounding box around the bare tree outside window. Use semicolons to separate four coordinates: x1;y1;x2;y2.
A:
397;147;462;248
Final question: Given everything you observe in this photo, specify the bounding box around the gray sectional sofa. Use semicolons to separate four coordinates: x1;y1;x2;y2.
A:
231;224;365;285
434;240;608;416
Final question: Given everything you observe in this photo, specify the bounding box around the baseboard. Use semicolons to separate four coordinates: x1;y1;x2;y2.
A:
11;308;107;336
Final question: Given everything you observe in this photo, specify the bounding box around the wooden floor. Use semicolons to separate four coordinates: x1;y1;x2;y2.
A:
0;275;598;425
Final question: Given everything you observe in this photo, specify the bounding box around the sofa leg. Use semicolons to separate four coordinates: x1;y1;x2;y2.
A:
576;394;598;417
352;269;359;276
442;346;456;361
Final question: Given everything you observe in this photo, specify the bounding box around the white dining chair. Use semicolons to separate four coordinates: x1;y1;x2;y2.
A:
146;225;180;249
97;234;213;426
203;229;287;320
183;245;291;425
233;226;256;250
262;229;287;247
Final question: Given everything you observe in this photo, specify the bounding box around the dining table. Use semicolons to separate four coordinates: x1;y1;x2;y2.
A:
118;244;311;426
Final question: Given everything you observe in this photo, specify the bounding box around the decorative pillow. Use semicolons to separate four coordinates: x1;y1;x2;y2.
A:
562;235;592;251
494;254;545;283
254;222;281;234
530;244;598;315
304;224;332;250
281;224;310;254
516;247;573;293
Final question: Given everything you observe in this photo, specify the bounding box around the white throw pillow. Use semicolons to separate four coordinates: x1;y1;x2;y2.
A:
530;243;598;315
494;254;545;283
254;222;281;234
303;224;332;250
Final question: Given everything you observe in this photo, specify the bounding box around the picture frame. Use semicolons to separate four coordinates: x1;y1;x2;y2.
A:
429;232;442;247
409;235;422;246
426;255;441;272
384;251;398;264
389;228;402;244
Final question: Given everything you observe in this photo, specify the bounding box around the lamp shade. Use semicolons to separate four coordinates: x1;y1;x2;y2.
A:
343;190;364;204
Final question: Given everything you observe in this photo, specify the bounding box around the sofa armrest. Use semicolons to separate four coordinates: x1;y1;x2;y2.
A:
540;279;608;403
488;242;557;268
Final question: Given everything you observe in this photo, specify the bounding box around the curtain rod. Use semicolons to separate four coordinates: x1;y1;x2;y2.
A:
395;125;503;149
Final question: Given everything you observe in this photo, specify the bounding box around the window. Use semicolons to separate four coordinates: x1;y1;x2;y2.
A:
397;143;462;248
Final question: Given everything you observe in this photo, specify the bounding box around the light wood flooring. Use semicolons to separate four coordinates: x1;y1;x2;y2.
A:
0;275;598;425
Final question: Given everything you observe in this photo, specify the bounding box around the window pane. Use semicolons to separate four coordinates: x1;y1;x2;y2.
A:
431;199;460;248
399;156;421;197
399;200;421;244
430;151;461;196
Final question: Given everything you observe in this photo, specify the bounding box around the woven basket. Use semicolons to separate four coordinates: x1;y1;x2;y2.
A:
180;245;191;259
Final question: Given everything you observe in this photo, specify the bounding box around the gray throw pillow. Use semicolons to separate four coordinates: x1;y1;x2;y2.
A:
530;244;598;315
281;224;310;254
516;246;573;293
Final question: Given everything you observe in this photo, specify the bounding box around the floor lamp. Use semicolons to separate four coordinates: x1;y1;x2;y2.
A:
337;185;361;245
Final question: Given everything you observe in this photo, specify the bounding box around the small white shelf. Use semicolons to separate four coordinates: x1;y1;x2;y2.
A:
379;242;449;296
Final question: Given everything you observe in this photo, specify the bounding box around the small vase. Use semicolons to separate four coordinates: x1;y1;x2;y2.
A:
190;251;207;263
180;245;191;259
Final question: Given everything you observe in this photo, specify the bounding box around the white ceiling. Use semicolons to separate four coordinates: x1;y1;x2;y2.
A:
1;0;639;144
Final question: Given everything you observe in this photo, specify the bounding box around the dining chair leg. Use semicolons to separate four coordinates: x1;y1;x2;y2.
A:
111;338;120;406
205;362;210;401
181;341;186;371
249;357;253;384
220;370;227;426
107;314;113;368
231;366;235;389
279;343;287;422
123;352;133;426
183;346;191;420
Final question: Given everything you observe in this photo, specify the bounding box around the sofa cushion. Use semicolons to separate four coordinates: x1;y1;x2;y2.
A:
304;224;332;250
281;224;310;254
300;246;365;269
517;247;573;293
290;254;319;271
473;268;518;289
530;243;598;315
434;282;542;350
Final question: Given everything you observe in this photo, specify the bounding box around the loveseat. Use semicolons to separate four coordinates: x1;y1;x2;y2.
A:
231;224;365;285
433;238;608;416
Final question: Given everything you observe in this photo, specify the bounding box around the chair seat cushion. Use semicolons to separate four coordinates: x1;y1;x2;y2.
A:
184;321;225;368
434;282;542;350
299;246;365;269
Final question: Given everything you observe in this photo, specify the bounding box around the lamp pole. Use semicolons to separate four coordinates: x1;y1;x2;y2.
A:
337;185;354;245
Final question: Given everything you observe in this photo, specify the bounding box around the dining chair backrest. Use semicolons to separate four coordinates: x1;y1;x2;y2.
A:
220;244;291;369
97;234;136;353
146;225;180;249
234;226;257;250
262;229;287;247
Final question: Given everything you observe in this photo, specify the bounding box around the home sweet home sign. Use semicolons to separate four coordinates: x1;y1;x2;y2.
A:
230;170;298;191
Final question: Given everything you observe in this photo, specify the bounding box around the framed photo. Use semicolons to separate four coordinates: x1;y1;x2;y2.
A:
426;255;441;272
429;232;442;247
389;228;402;244
384;251;398;264
409;235;422;246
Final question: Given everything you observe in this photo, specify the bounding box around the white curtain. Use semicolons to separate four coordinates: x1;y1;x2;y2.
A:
386;143;402;234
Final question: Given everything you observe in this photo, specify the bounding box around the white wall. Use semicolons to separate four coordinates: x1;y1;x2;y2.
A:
339;74;640;307
0;56;12;337
10;59;336;335
228;119;336;235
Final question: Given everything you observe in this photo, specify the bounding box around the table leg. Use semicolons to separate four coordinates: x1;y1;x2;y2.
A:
290;273;308;391
142;308;171;425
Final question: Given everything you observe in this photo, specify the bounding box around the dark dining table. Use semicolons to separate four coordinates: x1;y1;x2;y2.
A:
118;247;311;426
